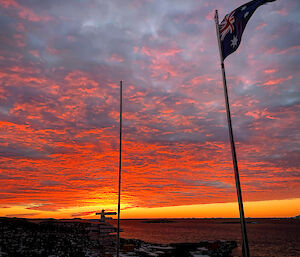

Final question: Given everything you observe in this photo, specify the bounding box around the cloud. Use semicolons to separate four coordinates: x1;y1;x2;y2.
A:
0;0;299;216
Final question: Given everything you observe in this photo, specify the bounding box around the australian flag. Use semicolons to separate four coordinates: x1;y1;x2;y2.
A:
218;0;276;60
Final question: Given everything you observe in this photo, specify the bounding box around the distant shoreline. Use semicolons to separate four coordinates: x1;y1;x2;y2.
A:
1;216;298;221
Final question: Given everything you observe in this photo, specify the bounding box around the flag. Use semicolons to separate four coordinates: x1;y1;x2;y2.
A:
218;0;276;60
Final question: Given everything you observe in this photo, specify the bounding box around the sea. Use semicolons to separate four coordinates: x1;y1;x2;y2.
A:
109;218;300;257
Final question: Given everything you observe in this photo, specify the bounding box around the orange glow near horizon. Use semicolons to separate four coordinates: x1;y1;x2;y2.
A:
1;198;299;219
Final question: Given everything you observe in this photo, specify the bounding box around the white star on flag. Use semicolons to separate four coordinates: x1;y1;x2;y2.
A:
244;11;249;18
231;36;238;48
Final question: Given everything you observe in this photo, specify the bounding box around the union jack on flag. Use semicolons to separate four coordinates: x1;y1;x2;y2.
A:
218;0;277;60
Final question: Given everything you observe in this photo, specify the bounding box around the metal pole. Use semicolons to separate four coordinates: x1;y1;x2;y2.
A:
214;10;250;257
116;80;122;257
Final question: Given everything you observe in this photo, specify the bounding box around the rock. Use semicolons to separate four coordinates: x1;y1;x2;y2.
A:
120;238;238;257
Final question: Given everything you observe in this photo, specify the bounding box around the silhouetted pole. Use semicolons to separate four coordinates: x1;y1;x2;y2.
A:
215;10;250;257
116;80;122;257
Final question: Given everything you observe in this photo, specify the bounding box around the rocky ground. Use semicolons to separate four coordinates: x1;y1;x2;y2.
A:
119;238;237;257
0;217;99;257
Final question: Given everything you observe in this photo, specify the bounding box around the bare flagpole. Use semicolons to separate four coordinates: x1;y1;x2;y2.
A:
116;80;122;257
214;10;250;257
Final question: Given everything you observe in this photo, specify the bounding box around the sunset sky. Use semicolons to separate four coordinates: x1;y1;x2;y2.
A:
0;0;299;219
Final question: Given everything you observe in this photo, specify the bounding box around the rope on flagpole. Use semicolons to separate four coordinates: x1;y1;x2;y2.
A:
214;10;250;257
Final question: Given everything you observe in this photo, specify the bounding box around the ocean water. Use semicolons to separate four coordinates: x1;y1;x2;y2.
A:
110;218;300;257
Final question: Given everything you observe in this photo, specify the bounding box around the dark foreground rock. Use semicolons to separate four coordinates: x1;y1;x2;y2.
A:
0;217;100;257
120;238;237;257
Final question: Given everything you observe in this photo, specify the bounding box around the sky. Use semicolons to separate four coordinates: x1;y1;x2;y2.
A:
0;0;299;219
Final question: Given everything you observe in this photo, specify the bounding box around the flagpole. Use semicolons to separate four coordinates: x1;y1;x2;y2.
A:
214;10;250;257
116;80;122;257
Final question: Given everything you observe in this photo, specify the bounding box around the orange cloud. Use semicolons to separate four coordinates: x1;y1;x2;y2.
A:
0;0;298;220
0;0;52;22
264;69;277;74
263;75;292;86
